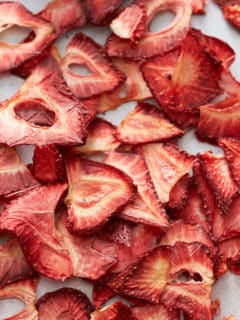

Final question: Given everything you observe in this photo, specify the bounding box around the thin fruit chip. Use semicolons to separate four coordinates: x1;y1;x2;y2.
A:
219;238;240;274
168;174;190;210
224;1;240;30
90;301;137;320
131;303;179;320
191;0;207;13
92;282;115;308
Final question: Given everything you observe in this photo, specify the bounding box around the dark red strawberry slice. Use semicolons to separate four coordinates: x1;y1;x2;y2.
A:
37;287;92;320
219;238;240;274
199;152;238;213
168;174;190;209
191;0;207;13
131;303;179;320
92;282;115;308
61;33;125;99
0;58;86;146
90;301;136;320
0;184;74;280
116;102;183;145
166;110;199;129
106;0;192;59
224;1;240;30
136;143;195;203
81;97;99;127
0;145;39;198
105;152;168;228
98;58;152;113
32;145;66;183
0;278;38;319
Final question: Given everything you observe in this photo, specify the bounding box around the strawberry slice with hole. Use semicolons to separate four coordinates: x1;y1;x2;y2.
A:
92;282;115;309
65;157;135;232
98;58;152;113
136;143;195;203
224;1;240;30
219;238;240;274
0;184;74;280
32;145;66;183
131;303;179;320
61;33;125;99
115;102;183;145
0;145;39;198
37;287;92;320
168;174;190;209
0;278;38;320
105;152;169;228
191;0;207;13
90;301;137;320
0;58;86;146
106;0;192;59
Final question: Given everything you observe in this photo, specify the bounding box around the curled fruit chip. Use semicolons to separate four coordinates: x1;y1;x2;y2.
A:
191;0;207;13
90;301;136;320
37;287;92;320
131;303;179;320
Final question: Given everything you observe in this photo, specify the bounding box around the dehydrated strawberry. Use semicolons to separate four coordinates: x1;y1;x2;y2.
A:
98;58;152;113
191;0;207;13
37;287;92;320
105;152;168;228
106;0;192;59
92;282;115;308
0;145;39;198
136;143;195;203
61;33;125;99
0;58;86;146
115;102;183;145
131;303;179;320
219;238;240;274
224;1;240;30
168;174;190;209
219;71;240;96
81;97;99;127
0;184;74;280
32;145;66;183
90;301;136;320
100;219;133;247
166;110;200;129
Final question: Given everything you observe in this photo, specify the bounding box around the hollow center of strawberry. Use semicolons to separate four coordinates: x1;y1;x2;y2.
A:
0;25;34;45
150;9;175;33
69;63;92;76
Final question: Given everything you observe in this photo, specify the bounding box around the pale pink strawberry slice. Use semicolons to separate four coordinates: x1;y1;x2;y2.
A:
0;278;38;320
116;102;183;145
98;58;152;113
191;0;207;13
224;1;240;30
90;301;136;320
37;287;92;320
0;145;39;198
136;143;195;203
105;152;169;228
61;33;125;99
168;174;190;209
219;238;240;274
219;71;240;96
106;0;192;59
0;184;74;280
92;282;115;308
0;2;55;72
65;157;134;232
131;303;179;320
0;58;86;146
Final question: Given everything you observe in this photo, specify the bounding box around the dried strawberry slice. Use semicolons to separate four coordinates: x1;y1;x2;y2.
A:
0;184;74;280
81;97;99;127
219;71;240;96
0;58;86;146
199;152;238;213
37;287;92;320
0;278;38;320
116;102;183;145
61;33;125;99
106;0;192;59
219;238;240;274
92;282;115;308
100;219;133;247
65;157;134;232
69;118;120;154
168;174;190;209
191;0;207;13
224;1;240;30
32;145;66;183
131;303;179;320
105;152;168;228
136;143;195;203
0;145;39;198
90;301;136;320
98;58;152;113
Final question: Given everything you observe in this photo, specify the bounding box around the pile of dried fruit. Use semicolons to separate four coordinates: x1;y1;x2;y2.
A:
0;0;239;319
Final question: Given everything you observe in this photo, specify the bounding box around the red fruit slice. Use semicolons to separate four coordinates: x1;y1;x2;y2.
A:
0;184;74;280
106;0;192;59
81;97;99;127
70;118;120;154
0;58;86;146
90;301;136;320
37;287;92;320
136;143;195;203
166;110;199;129
142;31;222;113
219;238;240;274
131;303;179;320
168;174;190;209
65;157;134;232
0;278;38;320
110;4;146;42
224;1;240;30
199;152;238;213
93;282;115;308
0;2;55;72
98;58;152;113
0;238;33;287
0;145;39;198
191;0;207;13
219;71;240;97
61;33;125;99
116;102;183;145
32;145;65;183
100;219;133;247
105;152;169;228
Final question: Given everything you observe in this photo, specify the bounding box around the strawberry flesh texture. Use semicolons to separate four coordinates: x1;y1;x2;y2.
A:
191;0;207;13
100;219;133;247
92;282;115;308
37;287;92;320
90;301;137;320
81;97;99;127
219;238;240;274
168;173;190;209
131;303;179;320
224;1;240;30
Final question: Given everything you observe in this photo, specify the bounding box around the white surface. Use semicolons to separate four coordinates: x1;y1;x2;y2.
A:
0;0;240;319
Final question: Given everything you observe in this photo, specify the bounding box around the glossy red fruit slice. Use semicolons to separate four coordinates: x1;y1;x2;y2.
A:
0;184;73;280
136;143;195;203
37;287;92;320
65;157;135;232
105;152;169;228
106;0;192;59
92;282;115;308
116;102;183;145
0;145;39;198
98;58;152;112
0;278;38;320
61;33;125;99
224;1;240;30
90;301;136;320
191;0;207;13
219;238;240;274
168;174;190;209
131;303;179;320
0;58;86;146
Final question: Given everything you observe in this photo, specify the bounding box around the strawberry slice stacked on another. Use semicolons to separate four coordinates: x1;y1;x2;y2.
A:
131;303;179;320
90;301;137;320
